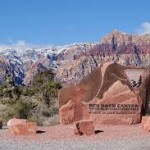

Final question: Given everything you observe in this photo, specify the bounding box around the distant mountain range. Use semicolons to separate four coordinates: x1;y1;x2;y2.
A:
0;30;150;86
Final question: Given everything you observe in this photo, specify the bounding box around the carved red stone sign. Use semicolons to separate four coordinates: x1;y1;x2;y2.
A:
89;103;140;114
59;62;150;126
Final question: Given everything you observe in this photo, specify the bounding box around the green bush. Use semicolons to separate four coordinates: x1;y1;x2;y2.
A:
2;100;32;122
29;114;60;126
41;106;59;117
43;114;60;126
3;108;15;122
0;69;62;126
13;100;32;119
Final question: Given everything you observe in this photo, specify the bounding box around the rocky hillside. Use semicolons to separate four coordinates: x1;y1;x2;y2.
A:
56;30;150;84
0;30;150;86
100;30;150;45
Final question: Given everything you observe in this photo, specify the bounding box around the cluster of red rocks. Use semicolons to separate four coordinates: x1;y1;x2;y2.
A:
73;116;150;136
59;62;150;135
0;117;150;137
1;62;150;137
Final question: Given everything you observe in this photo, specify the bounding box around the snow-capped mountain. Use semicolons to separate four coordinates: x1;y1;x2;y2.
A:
0;43;95;85
0;30;150;86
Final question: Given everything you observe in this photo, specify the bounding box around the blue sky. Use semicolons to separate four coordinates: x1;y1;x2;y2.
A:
0;0;149;46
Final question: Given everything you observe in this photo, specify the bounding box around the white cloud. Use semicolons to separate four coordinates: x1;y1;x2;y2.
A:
136;22;150;35
0;39;54;52
0;40;28;51
12;40;53;48
15;40;26;47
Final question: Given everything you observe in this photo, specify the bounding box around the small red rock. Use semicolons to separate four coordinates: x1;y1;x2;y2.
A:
74;120;95;136
7;118;37;136
7;118;27;127
141;116;150;132
9;122;37;136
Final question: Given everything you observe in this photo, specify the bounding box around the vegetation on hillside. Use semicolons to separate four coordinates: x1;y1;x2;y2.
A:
0;69;62;126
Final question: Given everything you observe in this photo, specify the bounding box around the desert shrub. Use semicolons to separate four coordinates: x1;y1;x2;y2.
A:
41;106;59;117
0;69;62;126
13;100;32;119
2;100;32;122
21;87;36;96
32;70;62;107
30;114;60;126
0;98;17;105
28;115;39;124
43;114;60;126
2;108;15;122
29;115;44;126
0;104;9;119
29;103;59;126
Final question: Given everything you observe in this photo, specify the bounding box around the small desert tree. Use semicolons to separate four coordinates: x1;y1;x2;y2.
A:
32;70;62;107
0;74;23;100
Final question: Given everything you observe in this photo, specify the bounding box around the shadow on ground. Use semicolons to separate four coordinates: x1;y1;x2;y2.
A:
95;130;104;134
36;130;46;134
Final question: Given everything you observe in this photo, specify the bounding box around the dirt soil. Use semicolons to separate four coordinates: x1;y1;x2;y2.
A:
0;124;150;142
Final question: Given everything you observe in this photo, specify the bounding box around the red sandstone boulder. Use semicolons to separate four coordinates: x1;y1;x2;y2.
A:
59;62;149;126
9;122;37;136
59;87;89;124
141;116;150;132
7;118;27;127
7;118;37;136
74;120;95;135
89;81;142;125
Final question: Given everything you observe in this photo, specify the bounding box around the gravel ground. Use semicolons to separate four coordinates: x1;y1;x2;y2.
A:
0;124;150;150
1;138;150;150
